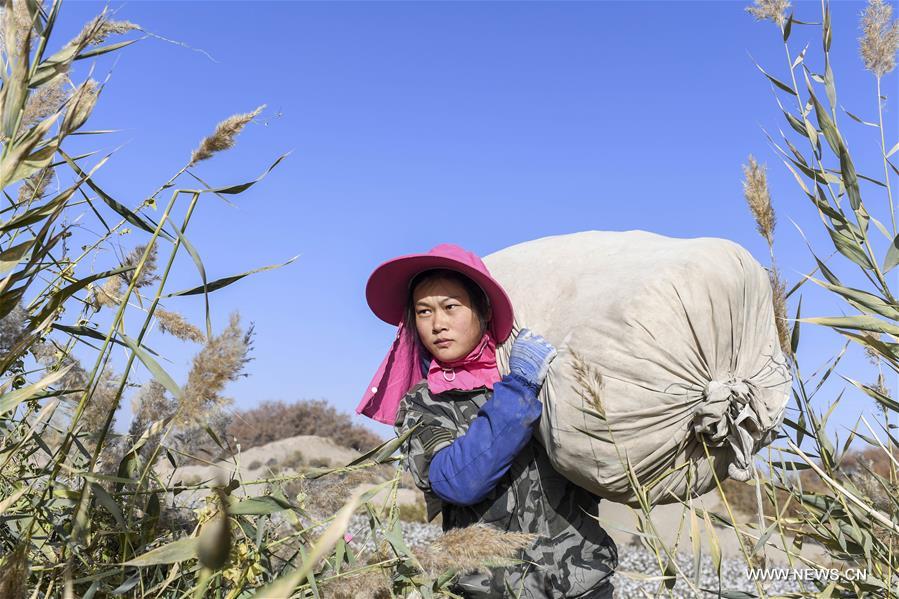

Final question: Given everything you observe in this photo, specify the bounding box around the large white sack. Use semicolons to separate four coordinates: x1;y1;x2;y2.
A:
484;231;791;507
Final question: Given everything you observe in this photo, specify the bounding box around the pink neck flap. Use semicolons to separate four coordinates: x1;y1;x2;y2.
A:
426;331;501;394
356;325;500;425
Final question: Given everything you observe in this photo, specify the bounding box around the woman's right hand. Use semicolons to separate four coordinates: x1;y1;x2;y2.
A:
509;329;557;390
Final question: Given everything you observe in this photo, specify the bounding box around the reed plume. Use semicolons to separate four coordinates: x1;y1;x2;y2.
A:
92;276;123;309
745;0;791;27
860;0;899;77
21;82;66;130
16;166;53;204
156;309;205;343
742;155;776;247
190;105;265;165
120;242;159;289
179;312;252;426
68;14;139;50
768;267;791;358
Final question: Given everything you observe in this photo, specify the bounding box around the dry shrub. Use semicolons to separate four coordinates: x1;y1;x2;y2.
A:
228;399;382;452
321;570;391;599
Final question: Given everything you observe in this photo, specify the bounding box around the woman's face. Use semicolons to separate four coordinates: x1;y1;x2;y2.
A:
412;276;483;362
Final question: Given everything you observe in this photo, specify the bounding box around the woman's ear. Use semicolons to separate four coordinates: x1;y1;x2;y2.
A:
483;305;493;334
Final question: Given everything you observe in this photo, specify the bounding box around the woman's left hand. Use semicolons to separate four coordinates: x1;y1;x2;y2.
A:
509;328;557;390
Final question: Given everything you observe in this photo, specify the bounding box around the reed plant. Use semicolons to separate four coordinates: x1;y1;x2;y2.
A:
0;2;536;597
597;1;898;596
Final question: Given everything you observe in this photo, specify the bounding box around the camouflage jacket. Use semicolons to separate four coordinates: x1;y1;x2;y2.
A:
394;381;618;598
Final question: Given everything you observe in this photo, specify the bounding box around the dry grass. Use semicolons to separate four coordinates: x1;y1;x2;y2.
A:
415;524;536;576
0;546;28;599
322;570;391;599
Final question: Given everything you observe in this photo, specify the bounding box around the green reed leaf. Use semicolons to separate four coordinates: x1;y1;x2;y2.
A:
808;84;844;160
0;238;36;276
771;460;812;471
839;146;861;211
699;590;758;599
800;315;899;336
2;21;30;140
168;217;212;337
51;323;154;354
122;537;198;567
164;255;298;298
790;295;802;354
346;426;415;468
801;275;899;320
74;39;138;61
250;490;365;598
228;496;294;516
841;376;899;414
90;482;125;528
121;334;184;402
784;110;808;137
824;59;836;109
791;43;808;69
753;59;797;95
842;106;878;128
0;364;71;417
886;141;899;159
30;40;79;89
201;152;289;195
0;183;73;233
826;227;873;270
59;149;173;242
32;264;134;325
883;234;899;273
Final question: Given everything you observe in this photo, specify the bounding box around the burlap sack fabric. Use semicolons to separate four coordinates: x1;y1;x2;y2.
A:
484;231;791;507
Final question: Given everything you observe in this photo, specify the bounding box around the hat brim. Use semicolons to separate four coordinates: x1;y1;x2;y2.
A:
366;254;514;343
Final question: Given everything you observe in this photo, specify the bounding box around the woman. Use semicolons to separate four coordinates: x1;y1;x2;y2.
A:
357;243;618;598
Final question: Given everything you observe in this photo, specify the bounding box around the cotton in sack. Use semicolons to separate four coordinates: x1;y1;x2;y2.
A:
483;231;791;507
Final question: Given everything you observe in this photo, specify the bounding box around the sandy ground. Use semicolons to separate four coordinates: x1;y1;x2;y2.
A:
159;433;829;565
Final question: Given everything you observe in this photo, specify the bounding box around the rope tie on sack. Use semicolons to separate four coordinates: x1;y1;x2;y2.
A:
692;375;759;482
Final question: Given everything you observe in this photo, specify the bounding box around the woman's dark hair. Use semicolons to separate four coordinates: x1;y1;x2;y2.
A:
404;269;491;334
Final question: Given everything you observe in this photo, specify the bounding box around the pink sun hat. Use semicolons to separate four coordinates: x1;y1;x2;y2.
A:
365;243;514;343
356;243;514;425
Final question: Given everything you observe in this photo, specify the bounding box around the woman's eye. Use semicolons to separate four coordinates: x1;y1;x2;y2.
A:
446;304;458;310
417;309;430;316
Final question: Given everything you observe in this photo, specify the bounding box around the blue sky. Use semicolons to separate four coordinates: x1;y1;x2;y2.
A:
52;1;896;443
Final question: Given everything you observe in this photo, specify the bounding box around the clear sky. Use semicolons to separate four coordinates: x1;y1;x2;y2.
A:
52;1;897;443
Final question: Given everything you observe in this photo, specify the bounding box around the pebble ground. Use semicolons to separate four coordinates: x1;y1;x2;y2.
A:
374;519;820;598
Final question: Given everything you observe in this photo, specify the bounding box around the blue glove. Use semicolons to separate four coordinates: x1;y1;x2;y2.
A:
428;374;542;506
508;329;557;391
